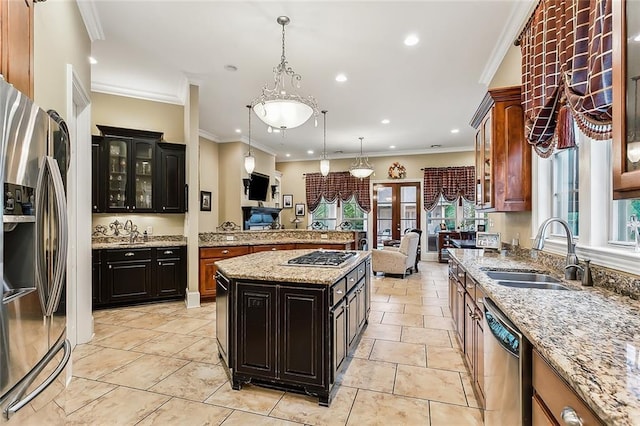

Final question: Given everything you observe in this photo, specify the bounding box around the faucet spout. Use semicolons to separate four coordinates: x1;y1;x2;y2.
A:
533;217;579;280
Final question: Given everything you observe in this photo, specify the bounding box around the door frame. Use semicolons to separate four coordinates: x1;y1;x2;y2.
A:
372;181;421;249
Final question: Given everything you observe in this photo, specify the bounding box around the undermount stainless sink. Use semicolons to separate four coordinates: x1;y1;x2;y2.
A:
494;280;572;291
486;271;561;283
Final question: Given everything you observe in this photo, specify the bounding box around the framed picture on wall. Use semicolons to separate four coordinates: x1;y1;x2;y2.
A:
200;191;212;211
283;194;293;208
477;224;486;232
295;203;305;217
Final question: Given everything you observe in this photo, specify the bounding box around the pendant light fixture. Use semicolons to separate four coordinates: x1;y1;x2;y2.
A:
320;110;330;176
252;16;319;132
349;137;374;179
244;104;255;175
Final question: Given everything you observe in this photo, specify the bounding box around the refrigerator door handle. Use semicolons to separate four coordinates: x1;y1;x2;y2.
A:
2;338;71;419
34;156;48;313
44;156;67;316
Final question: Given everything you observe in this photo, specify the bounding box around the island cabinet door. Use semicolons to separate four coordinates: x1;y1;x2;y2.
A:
279;286;326;386
331;300;347;382
236;282;277;378
346;288;359;349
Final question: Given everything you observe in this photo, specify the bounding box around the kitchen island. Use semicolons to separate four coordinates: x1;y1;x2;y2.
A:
215;249;371;406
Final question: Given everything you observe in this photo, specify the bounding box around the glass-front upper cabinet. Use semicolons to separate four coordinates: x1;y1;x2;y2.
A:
106;138;129;211
613;0;640;198
133;141;154;211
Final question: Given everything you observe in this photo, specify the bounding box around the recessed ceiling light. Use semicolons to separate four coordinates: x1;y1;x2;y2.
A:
235;129;241;133
307;150;314;154
224;64;238;72
89;56;98;65
335;74;348;82
430;144;442;148
450;129;460;134
389;145;396;149
285;153;291;157
404;34;419;46
381;119;390;124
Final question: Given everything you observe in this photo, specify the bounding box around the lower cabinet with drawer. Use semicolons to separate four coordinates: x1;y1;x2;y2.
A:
532;349;604;426
199;246;250;300
94;246;186;309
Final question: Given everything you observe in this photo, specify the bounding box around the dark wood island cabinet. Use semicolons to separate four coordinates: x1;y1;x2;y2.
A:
215;249;371;406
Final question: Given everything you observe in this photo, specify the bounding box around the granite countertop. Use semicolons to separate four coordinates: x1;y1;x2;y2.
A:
92;236;187;250
450;249;640;425
199;238;355;248
216;249;371;285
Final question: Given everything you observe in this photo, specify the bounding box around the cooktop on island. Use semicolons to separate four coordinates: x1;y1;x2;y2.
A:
287;250;358;268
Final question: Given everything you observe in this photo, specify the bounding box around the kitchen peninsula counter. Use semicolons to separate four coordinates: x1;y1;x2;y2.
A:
215;249;372;406
199;229;358;248
450;249;640;425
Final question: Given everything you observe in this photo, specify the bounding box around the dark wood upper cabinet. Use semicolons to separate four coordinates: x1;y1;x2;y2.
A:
471;86;531;212
93;126;186;213
1;0;33;98
613;0;640;198
157;143;186;213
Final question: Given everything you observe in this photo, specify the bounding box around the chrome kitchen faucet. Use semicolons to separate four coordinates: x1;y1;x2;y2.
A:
532;217;580;280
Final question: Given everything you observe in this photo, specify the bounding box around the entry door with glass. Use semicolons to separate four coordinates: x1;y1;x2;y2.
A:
373;182;420;248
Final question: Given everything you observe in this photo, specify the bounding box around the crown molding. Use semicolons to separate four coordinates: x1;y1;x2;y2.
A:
198;129;219;142
76;0;105;42
478;0;537;85
215;137;278;157
276;145;474;163
92;81;184;105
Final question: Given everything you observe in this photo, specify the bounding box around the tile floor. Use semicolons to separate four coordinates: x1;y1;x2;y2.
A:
13;261;484;425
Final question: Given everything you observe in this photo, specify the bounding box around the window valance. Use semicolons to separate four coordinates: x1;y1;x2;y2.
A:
423;166;475;211
520;0;613;157
305;172;371;213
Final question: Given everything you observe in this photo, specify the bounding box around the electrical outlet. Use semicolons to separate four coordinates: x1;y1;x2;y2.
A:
146;226;153;235
226;236;235;241
321;234;328;239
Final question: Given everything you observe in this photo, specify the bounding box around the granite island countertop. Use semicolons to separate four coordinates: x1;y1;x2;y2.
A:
199;238;355;248
450;249;640;426
215;249;371;285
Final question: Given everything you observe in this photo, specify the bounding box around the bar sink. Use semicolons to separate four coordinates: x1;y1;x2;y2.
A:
486;271;561;283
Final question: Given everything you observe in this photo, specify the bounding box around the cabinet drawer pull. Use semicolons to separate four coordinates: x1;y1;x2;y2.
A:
457;289;464;295
163;207;166;211
125;252;134;257
271;247;277;251
560;407;583;426
93;205;97;209
132;206;136;210
457;272;464;278
222;249;229;254
163;250;174;255
336;289;343;295
467;283;475;289
109;265;112;269
349;277;355;282
158;261;162;265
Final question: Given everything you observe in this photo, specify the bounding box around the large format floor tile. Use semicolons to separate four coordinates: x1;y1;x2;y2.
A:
53;261;483;425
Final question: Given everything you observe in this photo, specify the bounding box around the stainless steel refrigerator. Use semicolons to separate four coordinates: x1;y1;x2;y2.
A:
0;78;70;419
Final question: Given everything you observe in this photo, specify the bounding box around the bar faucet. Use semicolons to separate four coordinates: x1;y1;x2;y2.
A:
123;220;140;244
533;217;579;280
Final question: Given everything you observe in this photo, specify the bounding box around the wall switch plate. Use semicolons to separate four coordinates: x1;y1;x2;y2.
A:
226;236;235;241
321;234;328;239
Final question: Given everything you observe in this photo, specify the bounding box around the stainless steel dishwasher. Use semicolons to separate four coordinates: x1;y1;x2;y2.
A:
483;298;531;426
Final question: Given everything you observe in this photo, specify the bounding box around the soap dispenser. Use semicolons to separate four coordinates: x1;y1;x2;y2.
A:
582;259;593;287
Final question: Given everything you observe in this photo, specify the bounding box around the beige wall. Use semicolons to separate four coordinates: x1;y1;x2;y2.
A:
217;142;276;226
91;92;185;142
91;92;186;235
33;0;91;111
276;151;475;227
199;136;219;231
489;45;522;89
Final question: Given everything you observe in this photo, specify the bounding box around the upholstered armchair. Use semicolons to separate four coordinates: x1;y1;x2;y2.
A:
371;232;420;277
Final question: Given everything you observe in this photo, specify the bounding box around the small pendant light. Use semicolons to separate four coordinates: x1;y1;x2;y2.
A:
244;104;255;175
320;110;330;176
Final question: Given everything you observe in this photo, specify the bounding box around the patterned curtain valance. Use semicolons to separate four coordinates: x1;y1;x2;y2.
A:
520;0;612;158
305;171;371;213
423;166;475;211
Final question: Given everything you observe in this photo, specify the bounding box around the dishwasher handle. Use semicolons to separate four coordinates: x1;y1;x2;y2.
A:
484;298;522;358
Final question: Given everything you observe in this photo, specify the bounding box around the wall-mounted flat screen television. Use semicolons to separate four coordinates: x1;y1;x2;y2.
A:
248;172;270;201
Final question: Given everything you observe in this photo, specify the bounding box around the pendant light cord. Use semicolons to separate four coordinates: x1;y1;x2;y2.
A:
322;110;328;159
246;104;252;155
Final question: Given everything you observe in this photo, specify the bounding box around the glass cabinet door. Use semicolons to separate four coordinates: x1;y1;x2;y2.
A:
107;138;128;211
133;140;154;211
613;0;640;198
483;115;492;208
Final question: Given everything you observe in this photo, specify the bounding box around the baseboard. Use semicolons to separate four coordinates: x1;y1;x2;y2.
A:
186;290;201;309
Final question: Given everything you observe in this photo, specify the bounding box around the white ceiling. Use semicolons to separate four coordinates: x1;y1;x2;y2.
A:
85;1;534;161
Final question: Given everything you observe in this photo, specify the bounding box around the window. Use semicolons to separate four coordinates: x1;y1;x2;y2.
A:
612;199;640;244
311;196;367;231
552;148;579;237
425;196;486;252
